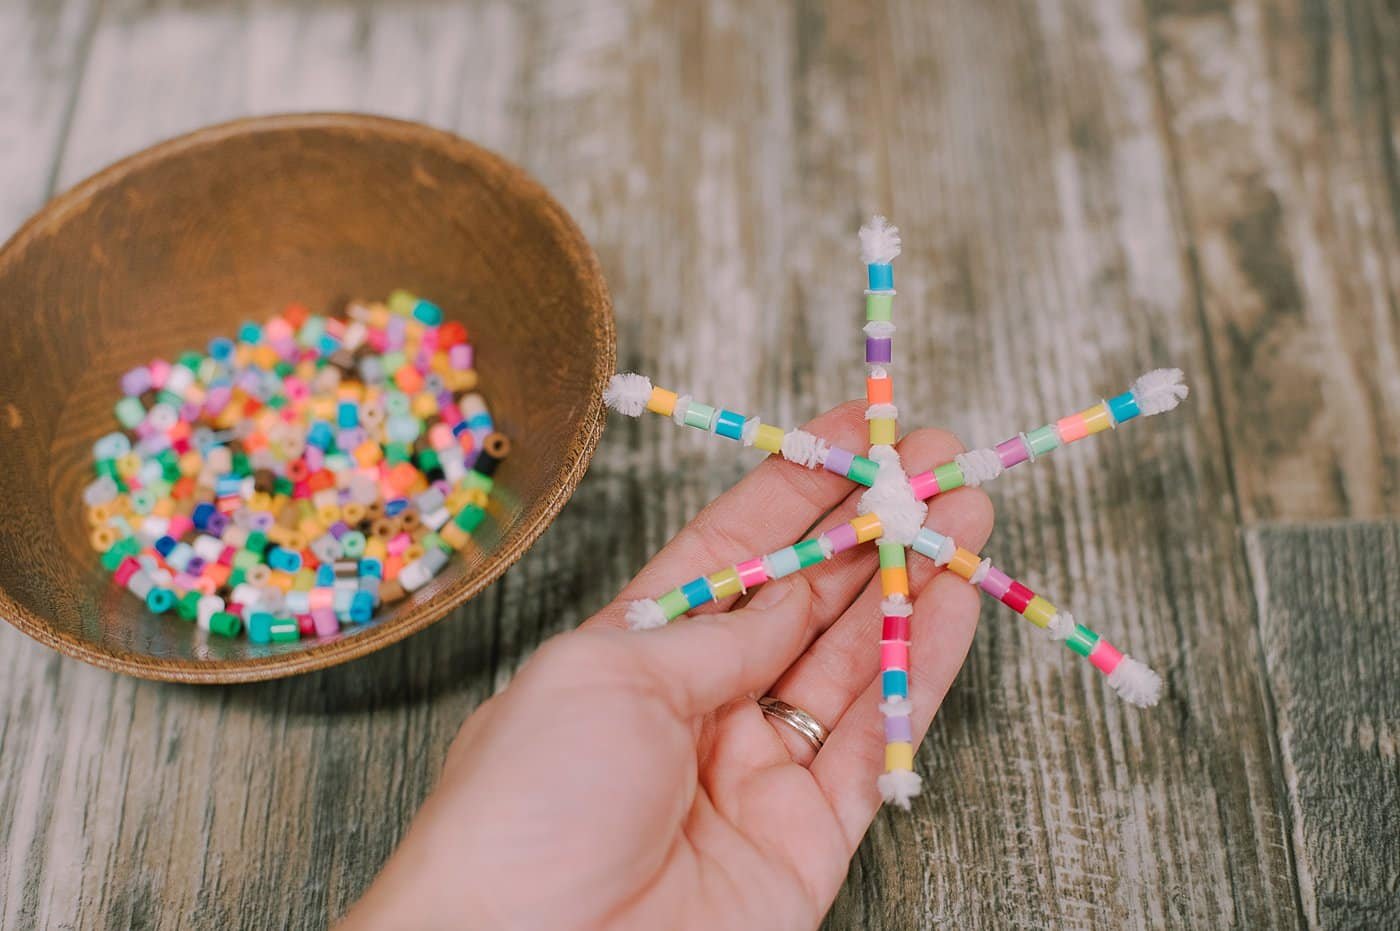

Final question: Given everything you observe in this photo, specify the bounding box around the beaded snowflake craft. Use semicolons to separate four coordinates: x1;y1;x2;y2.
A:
604;217;1186;809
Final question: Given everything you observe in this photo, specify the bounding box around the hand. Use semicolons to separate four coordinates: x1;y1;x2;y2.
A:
339;402;993;930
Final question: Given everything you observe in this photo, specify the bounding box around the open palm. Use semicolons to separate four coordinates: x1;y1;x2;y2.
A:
341;402;992;930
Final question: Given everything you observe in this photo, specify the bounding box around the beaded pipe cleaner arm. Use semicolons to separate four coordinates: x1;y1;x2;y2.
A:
603;217;1182;808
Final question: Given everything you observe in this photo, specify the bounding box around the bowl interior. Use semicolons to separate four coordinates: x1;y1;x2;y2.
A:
0;114;613;682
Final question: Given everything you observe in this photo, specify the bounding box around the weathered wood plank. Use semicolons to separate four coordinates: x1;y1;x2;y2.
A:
1246;521;1400;930
1146;0;1400;522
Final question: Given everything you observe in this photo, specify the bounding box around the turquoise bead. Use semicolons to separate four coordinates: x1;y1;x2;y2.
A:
412;300;443;325
681;577;714;608
1108;391;1140;424
714;409;745;441
882;669;908;698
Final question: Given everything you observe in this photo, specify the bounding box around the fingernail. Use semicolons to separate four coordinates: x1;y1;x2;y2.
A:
747;582;792;611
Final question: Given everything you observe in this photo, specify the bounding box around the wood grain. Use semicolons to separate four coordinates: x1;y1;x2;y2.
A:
1;0;1395;928
1246;521;1400;929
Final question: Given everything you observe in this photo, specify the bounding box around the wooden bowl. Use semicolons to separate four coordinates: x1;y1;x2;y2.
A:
0;114;614;683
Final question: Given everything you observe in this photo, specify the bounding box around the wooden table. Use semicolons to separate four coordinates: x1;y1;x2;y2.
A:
2;2;1396;928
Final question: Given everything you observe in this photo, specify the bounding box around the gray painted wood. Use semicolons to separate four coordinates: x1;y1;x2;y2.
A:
1246;522;1400;930
0;0;1394;928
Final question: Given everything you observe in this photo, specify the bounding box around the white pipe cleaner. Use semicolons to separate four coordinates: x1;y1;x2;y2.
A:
858;446;927;546
859;215;903;265
603;373;653;417
954;447;1004;487
780;429;830;469
625;599;668;630
1131;368;1189;416
877;769;923;810
1108;657;1163;707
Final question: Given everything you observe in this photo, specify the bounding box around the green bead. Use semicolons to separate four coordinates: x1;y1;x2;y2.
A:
1026;424;1060;458
793;538;826;568
114;397;145;429
383;364;408;391
176;591;201;621
94;458;119;480
231;452;251;476
245;531;267;554
324;452;354;472
266;395;287;411
847;456;880;487
177;351;202;371
866;292;893;321
1066;625;1101;658
157;390;182;407
274;362;294;378
233;549;261;571
657;589;690;620
269;618;300;642
208;611;242;638
878;543;906;568
384;442;411;464
454;505;486;533
462;472;494;494
228;568;246;588
933;462;965;492
420;532;449;554
387;289;418;316
417;450;440;473
274;477;294;496
683;402;716;430
101;544;128;571
341;531;367;558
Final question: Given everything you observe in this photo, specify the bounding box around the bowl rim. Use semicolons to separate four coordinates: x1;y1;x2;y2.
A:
0;112;616;684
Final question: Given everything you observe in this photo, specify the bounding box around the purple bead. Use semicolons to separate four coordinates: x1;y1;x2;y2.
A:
996;436;1031;469
449;344;473;370
121;367;152;397
822;523;859;554
205;386;232;413
304;447;325;471
329;521;350;539
249;513;274;532
883;715;913;743
180;401;202;422
979;566;1012;599
185;557;206;575
824;446;855;477
866;338;892;364
207;512;229;535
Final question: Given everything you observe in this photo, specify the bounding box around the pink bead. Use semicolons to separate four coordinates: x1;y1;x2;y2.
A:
736;558;768;589
309;588;334;612
908;470;939;500
167;514;194;538
979;566;1013;599
822;523;859;554
313;609;339;637
147;359;172;390
882;615;911;641
996;436;1030;469
297;615;317;636
1089;641;1124;675
449;344;473;370
880;640;909;670
428;423;455;450
387;533;411;556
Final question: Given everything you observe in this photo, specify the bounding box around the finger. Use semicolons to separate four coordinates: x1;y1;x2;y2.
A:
627;574;816;719
810;571;982;847
759;462;994;734
587;401;871;630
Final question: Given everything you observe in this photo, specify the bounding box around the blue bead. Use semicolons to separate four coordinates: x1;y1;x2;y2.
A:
882;669;909;698
359;558;383;579
767;547;801;579
867;264;894;291
1108;391;1140;424
714;409;745;441
316;565;335;587
192;502;216;529
384;498;408;517
307;421;334;450
208;337;235;361
350;591;374;623
337;402;359;428
451;421;471;437
154;535;177;556
248;612;275;644
412;300;443;326
467;414;493;432
237;322;262;344
681;578;714;609
911;528;948;562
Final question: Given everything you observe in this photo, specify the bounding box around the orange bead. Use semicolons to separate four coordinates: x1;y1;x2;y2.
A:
866;375;893;405
395;365;424;394
880;566;910;597
947;547;981;580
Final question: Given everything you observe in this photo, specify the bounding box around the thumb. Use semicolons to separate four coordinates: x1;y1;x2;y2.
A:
630;577;815;718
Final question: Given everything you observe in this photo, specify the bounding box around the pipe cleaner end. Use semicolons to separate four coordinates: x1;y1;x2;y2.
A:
625;599;668;630
877;768;923;810
1131;368;1189;416
859;215;902;265
1108;655;1163;707
604;373;654;417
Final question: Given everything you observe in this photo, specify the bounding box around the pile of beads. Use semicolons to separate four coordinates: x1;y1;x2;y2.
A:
82;292;509;643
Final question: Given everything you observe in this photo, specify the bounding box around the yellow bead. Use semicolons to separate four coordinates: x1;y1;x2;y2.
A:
179;451;203;476
1082;402;1113;435
444;369;478;392
885;742;915;772
152;498;175;518
439;523;469;550
116;452;141;477
869;418;897;446
947;548;981;580
646;387;678;416
850;514;883;543
364;537;388;561
1024;596;1057;628
708;567;743;598
412;392;437;419
754;424;785;454
87;504;112;526
880;566;910;597
404;544;425;562
317;505;340;526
